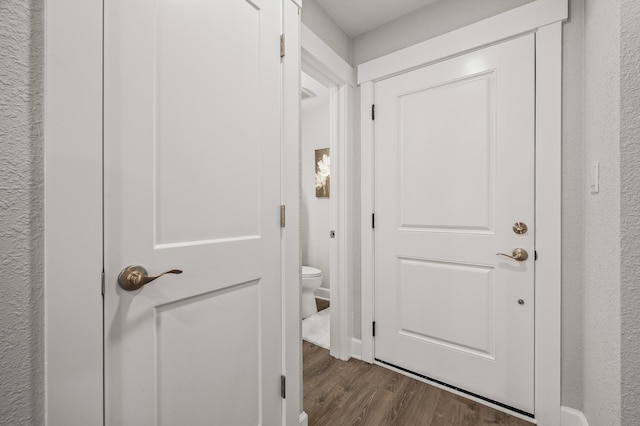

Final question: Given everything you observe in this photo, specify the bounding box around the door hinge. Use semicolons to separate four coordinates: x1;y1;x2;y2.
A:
371;104;375;120
535;250;538;261
372;213;375;229
372;321;376;337
281;375;286;399
280;34;285;60
101;271;105;297
280;205;286;227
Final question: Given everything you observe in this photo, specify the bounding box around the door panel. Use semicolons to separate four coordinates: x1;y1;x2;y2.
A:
397;258;496;359
154;0;262;245
156;281;260;425
374;34;535;414
397;72;495;232
104;0;282;424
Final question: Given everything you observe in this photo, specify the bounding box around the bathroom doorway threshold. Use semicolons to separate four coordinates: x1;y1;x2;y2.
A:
301;25;355;361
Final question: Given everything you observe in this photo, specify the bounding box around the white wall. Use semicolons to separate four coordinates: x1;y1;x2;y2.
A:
301;101;331;293
0;1;45;424
301;0;352;64
582;0;622;424
561;0;585;410
561;0;625;419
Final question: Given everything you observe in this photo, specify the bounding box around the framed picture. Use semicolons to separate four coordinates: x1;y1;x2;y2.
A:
315;148;330;198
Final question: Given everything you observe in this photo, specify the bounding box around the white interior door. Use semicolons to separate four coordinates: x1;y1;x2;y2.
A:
103;1;282;424
374;34;535;414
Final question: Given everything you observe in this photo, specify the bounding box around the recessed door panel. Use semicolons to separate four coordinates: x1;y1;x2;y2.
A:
154;0;261;246
397;258;495;358
156;281;260;425
397;73;495;233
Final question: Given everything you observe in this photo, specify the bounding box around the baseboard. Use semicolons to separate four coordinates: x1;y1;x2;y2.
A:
561;406;588;426
299;411;309;426
351;338;362;360
314;287;330;300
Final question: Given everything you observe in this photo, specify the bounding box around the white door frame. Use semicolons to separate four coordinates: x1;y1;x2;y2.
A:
301;25;355;361
43;1;302;424
360;0;566;424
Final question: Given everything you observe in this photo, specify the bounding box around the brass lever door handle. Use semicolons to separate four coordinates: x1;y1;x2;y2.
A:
496;248;528;262
118;265;183;291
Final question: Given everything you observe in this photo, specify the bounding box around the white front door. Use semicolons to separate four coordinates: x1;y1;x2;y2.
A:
374;34;535;414
103;1;282;424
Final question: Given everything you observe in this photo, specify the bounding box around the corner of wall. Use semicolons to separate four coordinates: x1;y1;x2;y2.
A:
582;0;622;423
300;0;352;65
560;0;585;412
0;0;45;424
620;1;640;424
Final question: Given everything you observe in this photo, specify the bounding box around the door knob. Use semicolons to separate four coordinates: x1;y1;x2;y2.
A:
496;248;528;262
118;265;183;291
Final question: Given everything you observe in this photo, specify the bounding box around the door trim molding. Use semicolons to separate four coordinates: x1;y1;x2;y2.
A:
357;0;567;84
359;5;565;426
302;24;355;362
44;0;104;423
283;2;303;425
533;21;563;426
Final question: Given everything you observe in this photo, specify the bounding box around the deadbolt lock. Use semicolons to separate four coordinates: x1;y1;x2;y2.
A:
512;222;528;235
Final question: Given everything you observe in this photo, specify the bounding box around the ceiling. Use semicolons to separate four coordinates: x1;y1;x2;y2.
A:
315;0;443;38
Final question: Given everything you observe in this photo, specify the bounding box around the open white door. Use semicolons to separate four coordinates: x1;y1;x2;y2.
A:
374;35;535;414
103;0;282;424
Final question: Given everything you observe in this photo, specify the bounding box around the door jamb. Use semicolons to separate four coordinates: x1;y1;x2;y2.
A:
283;2;302;425
301;25;355;361
359;1;565;424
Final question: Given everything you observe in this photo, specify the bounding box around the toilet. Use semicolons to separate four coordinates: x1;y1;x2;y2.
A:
301;266;323;319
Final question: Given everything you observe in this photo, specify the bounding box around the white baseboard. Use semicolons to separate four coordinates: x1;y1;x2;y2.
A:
314;287;330;300
351;338;362;360
561;406;588;426
299;411;308;426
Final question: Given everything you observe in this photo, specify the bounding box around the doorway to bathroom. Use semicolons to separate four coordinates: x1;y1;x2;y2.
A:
300;71;331;350
300;25;355;362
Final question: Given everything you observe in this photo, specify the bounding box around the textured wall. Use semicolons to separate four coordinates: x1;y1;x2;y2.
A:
561;0;585;410
0;0;45;425
620;0;640;423
583;0;622;424
301;102;332;291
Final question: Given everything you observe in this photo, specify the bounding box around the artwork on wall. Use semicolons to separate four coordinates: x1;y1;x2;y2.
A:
315;148;330;198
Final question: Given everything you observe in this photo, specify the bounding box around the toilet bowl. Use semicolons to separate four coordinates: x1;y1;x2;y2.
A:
301;266;323;319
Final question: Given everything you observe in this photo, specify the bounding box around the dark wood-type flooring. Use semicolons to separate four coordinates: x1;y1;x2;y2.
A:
304;299;530;426
315;298;330;312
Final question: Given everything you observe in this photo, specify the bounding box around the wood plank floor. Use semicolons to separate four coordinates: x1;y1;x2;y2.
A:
315;298;330;312
303;341;532;426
